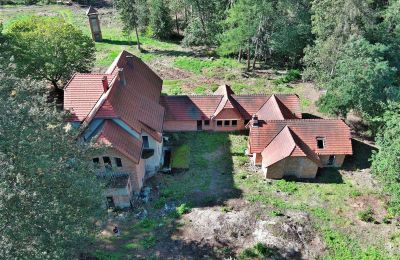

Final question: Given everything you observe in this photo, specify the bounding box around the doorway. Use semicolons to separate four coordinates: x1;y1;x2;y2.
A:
197;120;202;130
106;196;115;208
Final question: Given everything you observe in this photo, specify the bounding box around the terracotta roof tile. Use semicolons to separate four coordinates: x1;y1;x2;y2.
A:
96;120;142;163
64;51;164;142
249;119;352;155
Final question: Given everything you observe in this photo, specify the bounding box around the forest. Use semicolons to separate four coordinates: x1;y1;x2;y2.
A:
0;0;399;259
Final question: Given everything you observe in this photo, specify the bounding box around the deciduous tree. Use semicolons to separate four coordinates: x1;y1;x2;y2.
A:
6;16;95;104
0;73;104;259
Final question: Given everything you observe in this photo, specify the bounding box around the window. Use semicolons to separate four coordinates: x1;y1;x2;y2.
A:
316;137;325;149
244;119;250;125
217;121;223;127
142;136;149;148
328;155;336;166
115;157;122;167
204;120;210;126
224;120;230;126
92;157;99;164
232;120;238;126
103;156;112;166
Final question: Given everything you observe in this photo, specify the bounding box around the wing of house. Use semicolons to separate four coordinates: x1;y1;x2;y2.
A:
160;84;302;131
64;51;165;208
248;119;352;178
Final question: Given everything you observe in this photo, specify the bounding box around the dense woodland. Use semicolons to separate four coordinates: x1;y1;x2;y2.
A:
0;0;399;258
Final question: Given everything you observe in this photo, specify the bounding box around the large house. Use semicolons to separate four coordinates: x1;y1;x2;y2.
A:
64;50;352;208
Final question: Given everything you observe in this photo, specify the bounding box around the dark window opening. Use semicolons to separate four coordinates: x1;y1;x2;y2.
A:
224;120;230;126
316;138;325;149
103;156;112;166
328;155;336;166
217;121;223;126
92;157;99;164
106;196;115;208
115;157;122;167
197;120;202;130
142;136;149;148
232;120;238;126
204;120;210;126
244;119;250;125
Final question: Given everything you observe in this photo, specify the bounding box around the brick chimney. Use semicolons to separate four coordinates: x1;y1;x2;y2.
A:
251;114;259;128
118;68;126;86
102;76;109;92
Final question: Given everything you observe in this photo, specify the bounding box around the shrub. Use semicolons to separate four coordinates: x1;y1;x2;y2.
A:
176;203;191;216
358;208;375;222
275;179;298;194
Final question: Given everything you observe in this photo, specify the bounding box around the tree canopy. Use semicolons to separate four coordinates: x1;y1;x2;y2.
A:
6;16;95;103
0;72;104;258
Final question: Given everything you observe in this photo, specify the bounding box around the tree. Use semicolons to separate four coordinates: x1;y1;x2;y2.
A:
303;0;375;83
371;102;400;216
169;0;185;35
6;16;95;104
149;0;173;39
115;0;145;50
317;36;398;120
218;0;311;69
0;73;104;258
183;0;228;46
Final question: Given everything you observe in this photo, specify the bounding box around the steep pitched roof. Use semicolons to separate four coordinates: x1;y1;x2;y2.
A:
261;126;321;167
212;85;245;119
64;74;115;121
233;94;302;119
64;51;165;142
249;119;353;155
161;93;301;121
96;120;142;164
86;6;98;16
256;95;298;120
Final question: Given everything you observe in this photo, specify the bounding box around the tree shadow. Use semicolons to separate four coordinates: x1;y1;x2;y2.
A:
342;138;378;171
301;113;323;119
101;39;134;46
150;49;195;58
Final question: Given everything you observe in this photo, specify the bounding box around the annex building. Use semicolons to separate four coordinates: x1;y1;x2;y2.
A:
64;51;352;208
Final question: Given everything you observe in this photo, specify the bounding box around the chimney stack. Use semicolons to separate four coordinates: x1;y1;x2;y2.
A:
118;68;126;86
251;114;259;128
102;76;109;92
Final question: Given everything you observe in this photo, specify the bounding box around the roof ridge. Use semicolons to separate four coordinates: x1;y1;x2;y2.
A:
265;119;345;122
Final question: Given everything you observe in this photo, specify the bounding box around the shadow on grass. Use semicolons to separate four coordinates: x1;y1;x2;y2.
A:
342;138;377;171
284;167;344;184
101;38;134;46
151;49;195;58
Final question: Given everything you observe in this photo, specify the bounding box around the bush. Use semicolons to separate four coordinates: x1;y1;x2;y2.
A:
358;208;375;222
175;203;191;216
239;243;277;259
272;69;302;85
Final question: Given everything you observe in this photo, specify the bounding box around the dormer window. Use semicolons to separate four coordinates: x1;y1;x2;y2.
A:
316;137;325;149
142;136;149;148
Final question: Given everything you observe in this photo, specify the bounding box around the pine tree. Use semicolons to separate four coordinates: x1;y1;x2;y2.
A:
149;0;173;39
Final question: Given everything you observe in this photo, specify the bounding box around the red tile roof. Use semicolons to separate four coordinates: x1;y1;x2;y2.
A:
256;95;298;120
64;74;115;121
64;51;165;142
161;90;301;121
261;126;321;167
249;119;353;155
160;95;222;120
96;120;142;163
